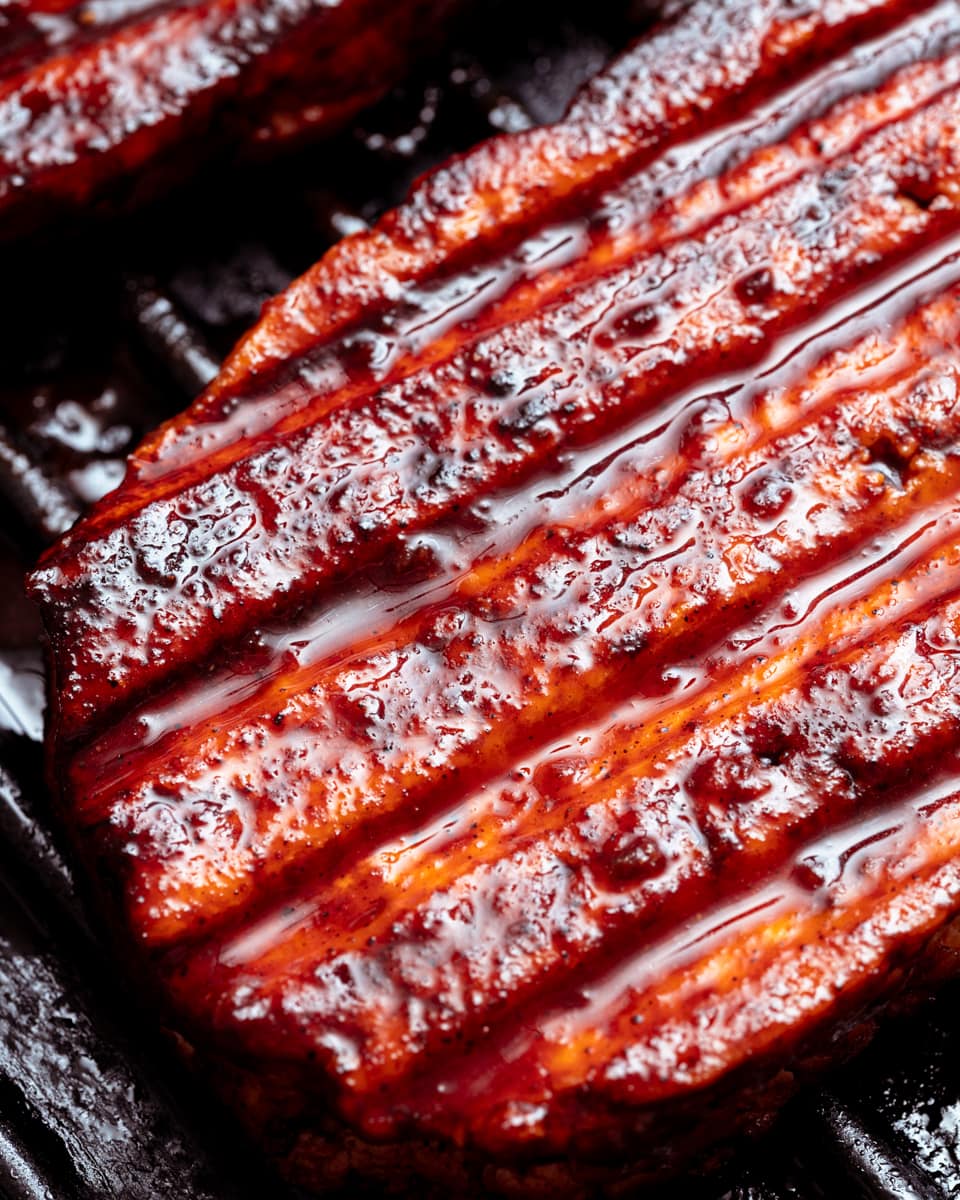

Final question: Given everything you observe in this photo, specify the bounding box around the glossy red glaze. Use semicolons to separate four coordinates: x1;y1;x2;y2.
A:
28;0;960;1192
0;0;459;236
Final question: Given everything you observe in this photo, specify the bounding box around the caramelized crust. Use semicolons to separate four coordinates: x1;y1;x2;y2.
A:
0;0;458;236
28;0;960;1192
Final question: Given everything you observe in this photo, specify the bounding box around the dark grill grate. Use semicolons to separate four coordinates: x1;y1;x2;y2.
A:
1;4;959;1196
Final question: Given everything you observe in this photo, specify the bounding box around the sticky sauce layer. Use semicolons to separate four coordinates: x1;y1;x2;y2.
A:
28;0;960;1188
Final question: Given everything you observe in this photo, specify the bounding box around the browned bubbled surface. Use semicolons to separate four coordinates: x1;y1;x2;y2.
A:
27;0;960;1188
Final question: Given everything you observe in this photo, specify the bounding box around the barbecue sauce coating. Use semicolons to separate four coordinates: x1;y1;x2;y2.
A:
0;0;458;236
28;0;960;1192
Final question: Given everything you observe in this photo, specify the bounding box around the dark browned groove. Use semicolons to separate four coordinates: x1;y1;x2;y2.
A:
64;233;960;814
174;619;960;1132
387;811;960;1136
159;489;960;967
54;0;948;516
354;757;960;1124
79;262;960;955
88;254;947;764
35;41;960;749
56;194;960;964
25;2;960;1190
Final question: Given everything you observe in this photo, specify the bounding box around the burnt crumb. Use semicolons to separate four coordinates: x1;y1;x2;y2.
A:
606;832;667;884
601;809;668;886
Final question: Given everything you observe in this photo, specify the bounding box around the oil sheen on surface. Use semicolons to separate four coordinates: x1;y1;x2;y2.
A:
28;0;960;1191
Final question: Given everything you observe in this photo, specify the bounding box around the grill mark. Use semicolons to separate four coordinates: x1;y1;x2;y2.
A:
162;530;960;1113
372;782;960;1154
39;9;960;527
31;55;960;742
79;267;951;782
52;235;954;805
70;284;960;944
64;236;960;782
121;0;960;495
27;0;960;1173
153;0;941;444
579;784;960;1091
202;512;960;991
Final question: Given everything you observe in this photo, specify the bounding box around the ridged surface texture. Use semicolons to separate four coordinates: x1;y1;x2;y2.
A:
0;0;458;236
27;0;960;1193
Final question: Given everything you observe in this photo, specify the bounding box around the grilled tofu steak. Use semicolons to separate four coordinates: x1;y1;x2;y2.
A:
28;0;960;1193
0;0;459;237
